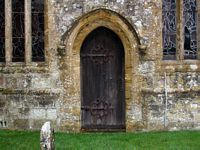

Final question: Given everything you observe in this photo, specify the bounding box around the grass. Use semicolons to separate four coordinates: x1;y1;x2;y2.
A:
0;130;200;150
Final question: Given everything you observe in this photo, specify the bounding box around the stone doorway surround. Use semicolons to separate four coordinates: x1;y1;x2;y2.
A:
60;9;142;132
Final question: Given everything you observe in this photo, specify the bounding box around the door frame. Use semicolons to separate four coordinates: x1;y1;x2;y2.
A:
61;9;141;132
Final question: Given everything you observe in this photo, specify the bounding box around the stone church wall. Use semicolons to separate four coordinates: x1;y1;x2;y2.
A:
0;0;200;132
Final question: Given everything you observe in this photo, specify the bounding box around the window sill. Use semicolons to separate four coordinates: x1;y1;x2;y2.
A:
0;62;49;74
160;59;200;73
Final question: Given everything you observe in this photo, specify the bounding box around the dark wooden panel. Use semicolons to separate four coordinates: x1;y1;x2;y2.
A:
81;27;125;131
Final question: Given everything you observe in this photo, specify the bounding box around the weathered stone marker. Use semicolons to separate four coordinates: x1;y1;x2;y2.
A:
40;122;55;150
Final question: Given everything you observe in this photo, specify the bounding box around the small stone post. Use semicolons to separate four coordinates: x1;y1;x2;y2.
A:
40;122;55;150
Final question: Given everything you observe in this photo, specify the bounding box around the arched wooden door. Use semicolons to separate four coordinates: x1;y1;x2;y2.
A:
81;27;125;131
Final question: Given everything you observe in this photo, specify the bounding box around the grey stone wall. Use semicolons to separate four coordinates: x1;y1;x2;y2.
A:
0;0;200;132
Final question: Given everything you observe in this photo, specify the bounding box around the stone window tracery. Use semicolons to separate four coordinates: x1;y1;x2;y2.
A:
183;0;197;59
12;0;25;62
162;0;177;60
162;0;199;60
0;0;45;64
32;0;45;62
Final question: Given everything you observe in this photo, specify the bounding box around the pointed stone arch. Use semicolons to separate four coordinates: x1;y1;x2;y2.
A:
60;9;142;131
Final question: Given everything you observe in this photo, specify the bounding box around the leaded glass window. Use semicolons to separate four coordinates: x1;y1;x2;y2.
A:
162;0;177;60
183;0;197;59
32;0;45;62
0;0;5;62
12;0;25;62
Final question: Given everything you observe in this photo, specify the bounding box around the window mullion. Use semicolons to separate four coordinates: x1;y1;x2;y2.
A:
25;0;32;64
177;0;184;61
5;0;12;65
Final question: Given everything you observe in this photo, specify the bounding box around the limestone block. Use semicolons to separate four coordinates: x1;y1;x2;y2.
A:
46;109;57;120
30;109;46;119
40;122;55;150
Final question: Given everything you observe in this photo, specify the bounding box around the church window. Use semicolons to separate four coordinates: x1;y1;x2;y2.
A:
162;0;177;60
0;0;45;64
32;0;45;62
162;0;199;60
183;0;197;59
12;0;25;62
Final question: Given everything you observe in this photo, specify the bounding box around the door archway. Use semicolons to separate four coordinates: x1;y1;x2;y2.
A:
61;9;141;132
81;27;125;131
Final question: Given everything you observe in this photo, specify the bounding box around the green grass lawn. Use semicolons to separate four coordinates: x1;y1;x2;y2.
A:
0;130;200;150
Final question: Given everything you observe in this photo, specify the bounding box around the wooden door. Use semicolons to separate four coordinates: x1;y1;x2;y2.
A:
81;27;125;131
